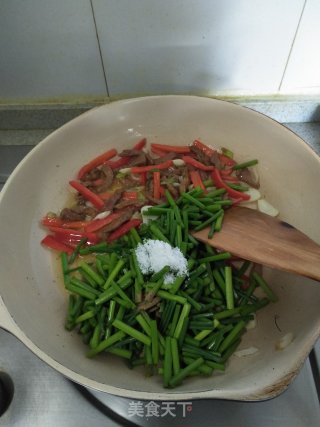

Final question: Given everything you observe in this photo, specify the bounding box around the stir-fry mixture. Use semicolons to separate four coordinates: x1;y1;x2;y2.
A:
40;138;278;388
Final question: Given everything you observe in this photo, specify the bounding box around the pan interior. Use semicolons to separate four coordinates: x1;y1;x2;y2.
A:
1;96;320;397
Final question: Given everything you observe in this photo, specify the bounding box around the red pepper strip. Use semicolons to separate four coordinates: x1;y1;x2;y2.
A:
219;154;237;167
105;138;147;169
41;235;73;254
130;160;173;174
211;169;250;201
41;216;63;227
220;168;233;176
133;137;147;150
151;143;191;154
69;180;105;209
153;171;161;199
192;140;215;157
139;172;147;185
107;219;142;243
151;146;167;156
99;191;112;201
189;170;206;191
182;156;214;171
85;212;122;233
61;221;90;229
104;157;132;169
48;226;98;242
52;232;98;247
123;191;138;201
41;217;89;230
223;176;240;183
159;186;165;197
77;148;117;179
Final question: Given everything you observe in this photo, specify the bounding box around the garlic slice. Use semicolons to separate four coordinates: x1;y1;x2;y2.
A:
93;210;111;220
258;199;279;217
172;159;185;166
243;187;261;202
275;332;294;350
234;347;259;357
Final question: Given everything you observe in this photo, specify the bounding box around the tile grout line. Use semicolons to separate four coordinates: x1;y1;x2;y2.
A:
89;0;110;97
278;0;307;92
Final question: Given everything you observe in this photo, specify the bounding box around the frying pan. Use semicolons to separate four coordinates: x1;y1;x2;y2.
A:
0;96;320;401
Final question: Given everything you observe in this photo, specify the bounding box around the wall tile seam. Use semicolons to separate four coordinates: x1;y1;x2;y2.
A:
278;0;308;92
90;0;110;96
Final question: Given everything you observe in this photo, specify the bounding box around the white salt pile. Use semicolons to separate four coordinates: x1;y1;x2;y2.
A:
135;239;188;284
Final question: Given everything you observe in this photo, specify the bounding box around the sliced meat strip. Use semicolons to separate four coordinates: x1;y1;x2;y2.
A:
103;190;122;210
236;168;260;189
199;170;209;181
166;183;179;198
100;208;134;233
60;205;98;221
210;151;222;169
153;152;177;164
115;199;144;210
60;208;86;221
81;167;101;181
145;195;164;205
127;152;147;167
100;164;114;189
145;152;155;165
190;145;211;165
119;149;142;157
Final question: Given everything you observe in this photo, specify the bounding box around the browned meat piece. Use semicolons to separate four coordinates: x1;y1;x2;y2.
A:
60;205;98;221
145;195;164;205
100;164;114;189
100;208;134;233
82;206;97;218
119;149;142;157
166;183;179;198
145;152;155;165
104;190;122;210
116;149;148;166
153;152;178;164
145;175;154;197
191;144;224;169
127;152;147;167
81;167;101;181
236;168;260;189
199;170;209;181
122;175;140;187
60;208;86;221
190;145;211;165
76;194;86;205
115;199;144;210
210;151;222;169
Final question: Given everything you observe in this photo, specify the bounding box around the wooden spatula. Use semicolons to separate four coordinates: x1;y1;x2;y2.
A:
192;206;320;281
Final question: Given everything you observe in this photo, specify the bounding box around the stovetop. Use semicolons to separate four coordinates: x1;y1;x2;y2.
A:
0;327;319;427
0;116;320;426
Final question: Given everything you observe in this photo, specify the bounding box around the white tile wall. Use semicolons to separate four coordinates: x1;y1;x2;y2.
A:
280;0;320;94
0;0;107;100
1;0;319;100
92;0;304;96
